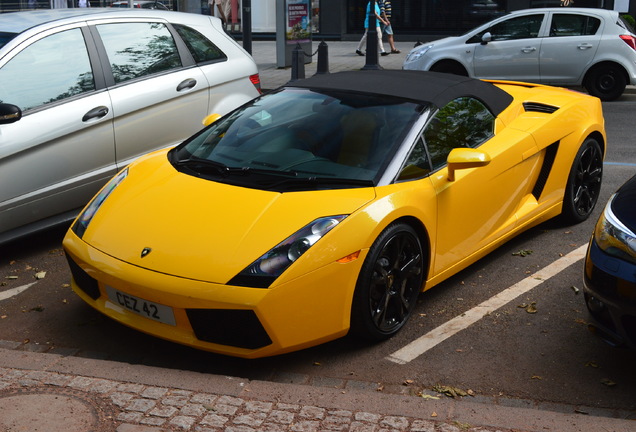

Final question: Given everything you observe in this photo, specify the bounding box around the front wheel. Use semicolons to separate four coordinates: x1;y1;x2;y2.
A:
561;138;603;224
584;64;626;101
350;223;425;342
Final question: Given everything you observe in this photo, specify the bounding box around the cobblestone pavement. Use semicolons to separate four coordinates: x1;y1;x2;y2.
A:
0;366;522;432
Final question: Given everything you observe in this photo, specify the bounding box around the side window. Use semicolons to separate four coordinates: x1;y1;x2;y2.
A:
0;28;94;112
469;14;544;43
96;22;182;84
173;24;227;63
549;14;601;37
424;97;495;170
397;135;431;181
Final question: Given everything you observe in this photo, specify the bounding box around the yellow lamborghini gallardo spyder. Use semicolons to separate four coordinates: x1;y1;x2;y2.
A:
63;70;605;358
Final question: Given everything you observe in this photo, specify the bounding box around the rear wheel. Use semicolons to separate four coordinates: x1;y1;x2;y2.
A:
350;223;425;341
561;138;603;224
584;64;626;101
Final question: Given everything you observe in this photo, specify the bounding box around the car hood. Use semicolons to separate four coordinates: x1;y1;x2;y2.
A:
82;151;376;283
407;36;458;55
612;174;636;233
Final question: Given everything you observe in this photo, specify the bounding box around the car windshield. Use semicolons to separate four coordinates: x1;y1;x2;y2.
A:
0;32;18;49
171;88;426;191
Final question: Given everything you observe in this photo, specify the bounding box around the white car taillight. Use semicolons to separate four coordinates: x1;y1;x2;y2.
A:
619;34;636;50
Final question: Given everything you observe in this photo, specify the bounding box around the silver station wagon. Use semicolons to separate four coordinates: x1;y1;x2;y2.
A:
0;9;260;244
403;7;636;101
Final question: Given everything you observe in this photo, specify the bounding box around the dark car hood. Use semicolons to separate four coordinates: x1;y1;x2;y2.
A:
612;174;636;232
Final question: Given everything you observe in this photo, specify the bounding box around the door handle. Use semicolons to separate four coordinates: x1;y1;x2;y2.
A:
177;78;197;92
82;106;109;122
521;47;537;53
577;44;593;50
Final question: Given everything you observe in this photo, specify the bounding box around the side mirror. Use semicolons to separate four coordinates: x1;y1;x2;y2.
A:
0;103;21;125
447;148;491;181
202;113;221;127
481;32;492;45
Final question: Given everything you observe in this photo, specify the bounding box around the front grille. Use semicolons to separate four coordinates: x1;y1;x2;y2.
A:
65;254;100;300
186;309;272;349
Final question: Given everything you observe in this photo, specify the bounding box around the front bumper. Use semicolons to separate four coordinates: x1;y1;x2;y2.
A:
583;239;636;350
63;232;366;358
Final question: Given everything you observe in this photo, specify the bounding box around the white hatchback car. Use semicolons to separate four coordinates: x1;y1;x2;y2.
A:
0;9;260;244
403;8;636;101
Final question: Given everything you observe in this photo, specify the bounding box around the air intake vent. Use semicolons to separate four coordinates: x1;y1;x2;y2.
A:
523;102;559;114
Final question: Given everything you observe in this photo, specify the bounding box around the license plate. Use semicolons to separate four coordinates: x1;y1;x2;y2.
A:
106;286;176;326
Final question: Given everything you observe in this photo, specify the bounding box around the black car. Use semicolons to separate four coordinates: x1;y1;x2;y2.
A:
584;174;636;349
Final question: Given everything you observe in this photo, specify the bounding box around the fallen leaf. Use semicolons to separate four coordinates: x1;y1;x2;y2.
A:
601;378;616;387
1;315;6;319
34;271;46;280
431;412;438;417
585;361;599;368
5;276;18;280
313;362;321;366
433;384;469;398
512;249;533;257
403;379;414;386
419;394;440;400
571;286;580;295
526;302;537;314
531;375;542;380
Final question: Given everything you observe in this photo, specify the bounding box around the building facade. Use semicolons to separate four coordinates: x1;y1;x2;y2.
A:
1;0;632;41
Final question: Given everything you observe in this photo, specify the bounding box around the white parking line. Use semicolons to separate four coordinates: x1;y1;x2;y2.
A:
386;244;588;364
0;282;38;302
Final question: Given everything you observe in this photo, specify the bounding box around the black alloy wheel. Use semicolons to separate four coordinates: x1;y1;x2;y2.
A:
561;138;603;224
350;222;425;341
585;64;626;101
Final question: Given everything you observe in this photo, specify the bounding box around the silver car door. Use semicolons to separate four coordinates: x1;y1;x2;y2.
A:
92;20;209;169
0;26;115;238
539;12;602;84
473;13;545;81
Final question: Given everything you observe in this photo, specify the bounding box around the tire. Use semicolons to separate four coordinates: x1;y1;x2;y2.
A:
584;64;626;101
561;138;603;224
350;222;425;342
430;61;468;76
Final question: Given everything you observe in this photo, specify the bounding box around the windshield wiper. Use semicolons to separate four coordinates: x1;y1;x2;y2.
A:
266;176;375;190
175;157;229;175
175;158;299;178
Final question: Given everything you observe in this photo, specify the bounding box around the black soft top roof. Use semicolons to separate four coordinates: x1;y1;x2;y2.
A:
286;70;514;116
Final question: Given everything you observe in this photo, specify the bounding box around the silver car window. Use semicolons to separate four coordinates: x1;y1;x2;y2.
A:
0;28;94;112
172;24;227;64
96;22;182;84
549;14;601;37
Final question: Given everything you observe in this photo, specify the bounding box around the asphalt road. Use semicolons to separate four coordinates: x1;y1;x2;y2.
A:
1;98;635;418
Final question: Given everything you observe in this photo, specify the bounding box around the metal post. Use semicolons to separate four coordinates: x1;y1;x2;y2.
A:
242;0;252;54
290;43;306;82
315;41;329;75
362;0;381;70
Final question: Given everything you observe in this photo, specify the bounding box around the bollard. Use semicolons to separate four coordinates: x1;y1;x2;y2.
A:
290;43;306;82
315;41;329;75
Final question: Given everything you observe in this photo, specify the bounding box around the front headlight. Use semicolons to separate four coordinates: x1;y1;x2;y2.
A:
228;215;348;288
594;194;636;264
71;168;129;239
405;45;433;63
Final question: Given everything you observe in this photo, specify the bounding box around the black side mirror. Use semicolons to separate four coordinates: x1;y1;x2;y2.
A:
0;103;21;125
